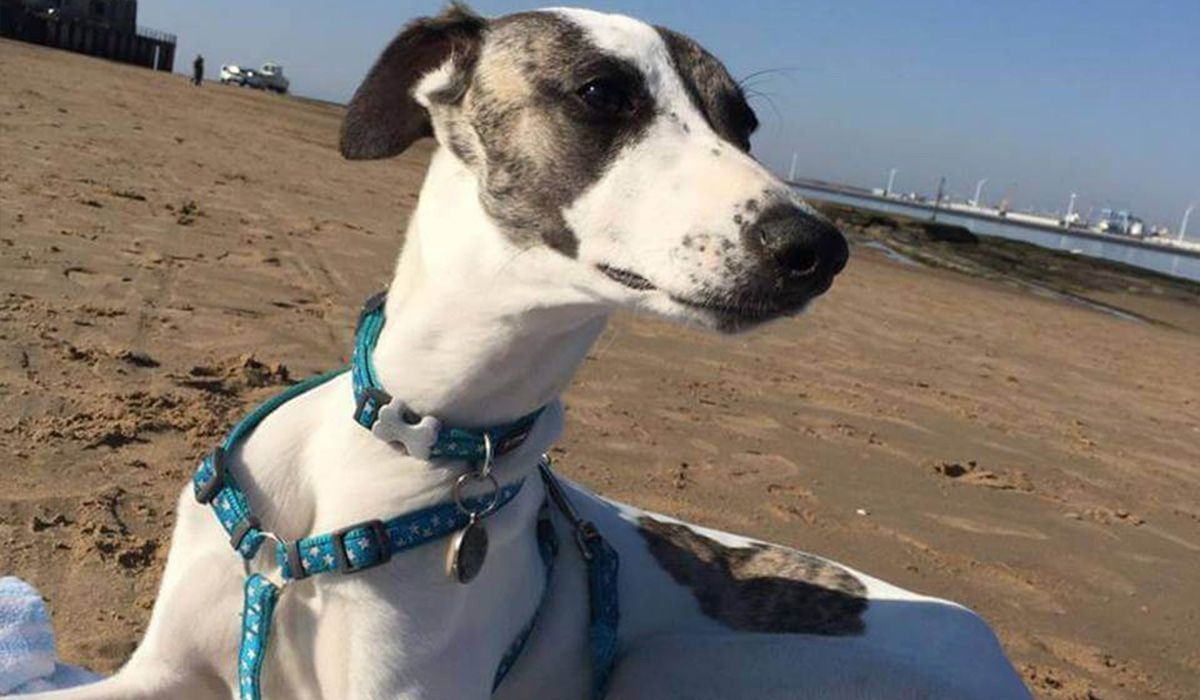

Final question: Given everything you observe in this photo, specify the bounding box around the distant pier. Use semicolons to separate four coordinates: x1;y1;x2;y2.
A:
791;178;1200;283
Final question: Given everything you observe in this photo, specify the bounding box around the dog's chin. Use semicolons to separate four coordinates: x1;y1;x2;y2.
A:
667;293;812;334
596;264;830;334
628;288;812;334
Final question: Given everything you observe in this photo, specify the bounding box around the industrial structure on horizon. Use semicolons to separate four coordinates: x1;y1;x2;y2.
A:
0;0;176;72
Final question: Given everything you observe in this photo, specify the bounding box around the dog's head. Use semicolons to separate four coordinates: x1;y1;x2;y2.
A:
342;4;848;332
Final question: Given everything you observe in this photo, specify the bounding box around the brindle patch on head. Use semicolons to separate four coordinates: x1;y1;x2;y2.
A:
437;11;657;257
638;516;868;635
654;27;759;152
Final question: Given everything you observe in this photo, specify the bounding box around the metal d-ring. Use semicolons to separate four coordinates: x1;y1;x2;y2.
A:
478;432;495;479
245;530;292;589
453;470;501;519
451;433;500;518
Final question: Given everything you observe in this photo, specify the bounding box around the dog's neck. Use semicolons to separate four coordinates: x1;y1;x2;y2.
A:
371;146;609;429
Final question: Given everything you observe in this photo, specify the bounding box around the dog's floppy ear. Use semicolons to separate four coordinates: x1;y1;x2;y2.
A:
340;4;486;160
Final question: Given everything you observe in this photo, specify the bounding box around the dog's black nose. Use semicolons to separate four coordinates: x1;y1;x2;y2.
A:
745;204;848;280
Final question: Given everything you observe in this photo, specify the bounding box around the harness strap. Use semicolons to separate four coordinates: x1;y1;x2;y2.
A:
492;504;559;690
239;574;279;700
193;367;350;560
583;533;620;697
222;463;618;700
274;481;525;580
236;498;558;700
537;464;621;699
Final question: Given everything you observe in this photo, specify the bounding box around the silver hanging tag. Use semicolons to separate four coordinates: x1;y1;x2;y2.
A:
447;436;500;584
446;514;489;584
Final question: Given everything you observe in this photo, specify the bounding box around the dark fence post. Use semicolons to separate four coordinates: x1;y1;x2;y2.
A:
157;42;174;72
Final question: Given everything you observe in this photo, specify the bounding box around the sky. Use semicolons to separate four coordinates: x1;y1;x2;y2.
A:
139;0;1200;229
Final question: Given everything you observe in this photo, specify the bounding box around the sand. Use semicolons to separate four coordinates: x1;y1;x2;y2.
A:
2;39;1198;700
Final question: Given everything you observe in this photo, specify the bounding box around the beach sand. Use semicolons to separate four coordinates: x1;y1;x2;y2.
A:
2;39;1198;699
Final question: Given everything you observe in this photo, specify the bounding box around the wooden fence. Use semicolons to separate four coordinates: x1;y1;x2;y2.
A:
0;7;175;72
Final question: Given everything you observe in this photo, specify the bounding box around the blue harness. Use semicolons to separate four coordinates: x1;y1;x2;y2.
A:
192;293;620;699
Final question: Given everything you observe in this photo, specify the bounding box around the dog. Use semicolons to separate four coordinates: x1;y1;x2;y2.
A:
30;5;1030;699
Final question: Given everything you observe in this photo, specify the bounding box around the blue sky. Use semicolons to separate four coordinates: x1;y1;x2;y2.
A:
140;0;1200;229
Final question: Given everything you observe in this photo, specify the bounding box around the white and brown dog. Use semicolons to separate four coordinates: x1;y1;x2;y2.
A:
32;5;1030;699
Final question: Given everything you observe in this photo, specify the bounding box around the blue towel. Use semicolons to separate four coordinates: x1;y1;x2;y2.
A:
0;577;100;695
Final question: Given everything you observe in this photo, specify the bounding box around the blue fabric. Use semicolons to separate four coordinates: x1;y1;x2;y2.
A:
492;507;559;690
584;536;621;698
0;576;54;693
350;292;544;460
0;577;100;695
238;574;279;700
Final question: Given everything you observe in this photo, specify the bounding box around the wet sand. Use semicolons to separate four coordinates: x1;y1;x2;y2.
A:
2;39;1198;699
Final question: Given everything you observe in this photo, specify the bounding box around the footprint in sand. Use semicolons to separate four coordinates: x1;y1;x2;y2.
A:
925;513;1049;540
722;414;782;439
63;266;123;289
931;460;1035;492
730;451;798;474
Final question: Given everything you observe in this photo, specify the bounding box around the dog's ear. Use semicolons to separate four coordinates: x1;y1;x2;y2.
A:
340;4;486;160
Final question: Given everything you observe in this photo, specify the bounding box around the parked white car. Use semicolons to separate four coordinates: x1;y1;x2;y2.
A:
219;64;249;85
219;62;289;94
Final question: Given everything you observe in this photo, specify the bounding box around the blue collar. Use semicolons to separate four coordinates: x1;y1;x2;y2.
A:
350;291;545;461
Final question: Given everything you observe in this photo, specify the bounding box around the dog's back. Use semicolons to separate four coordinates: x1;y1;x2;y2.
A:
496;478;1029;699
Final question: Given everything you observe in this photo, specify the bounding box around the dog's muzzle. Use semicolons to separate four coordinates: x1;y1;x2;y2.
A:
672;204;849;328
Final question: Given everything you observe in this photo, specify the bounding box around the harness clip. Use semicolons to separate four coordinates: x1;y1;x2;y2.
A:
280;537;308;581
574;521;601;561
355;291;388;330
331;519;392;574
229;515;261;551
353;386;392;429
193;447;226;505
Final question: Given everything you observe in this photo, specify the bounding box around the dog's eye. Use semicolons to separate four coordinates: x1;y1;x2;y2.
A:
576;78;633;116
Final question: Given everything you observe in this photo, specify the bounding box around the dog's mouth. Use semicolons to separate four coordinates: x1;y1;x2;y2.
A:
597;264;657;291
598;263;833;332
669;293;791;323
669;282;826;331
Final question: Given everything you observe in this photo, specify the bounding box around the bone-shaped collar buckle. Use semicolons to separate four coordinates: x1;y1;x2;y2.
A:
371;400;441;459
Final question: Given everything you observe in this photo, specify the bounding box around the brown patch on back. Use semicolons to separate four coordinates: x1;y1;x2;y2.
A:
638;516;868;635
